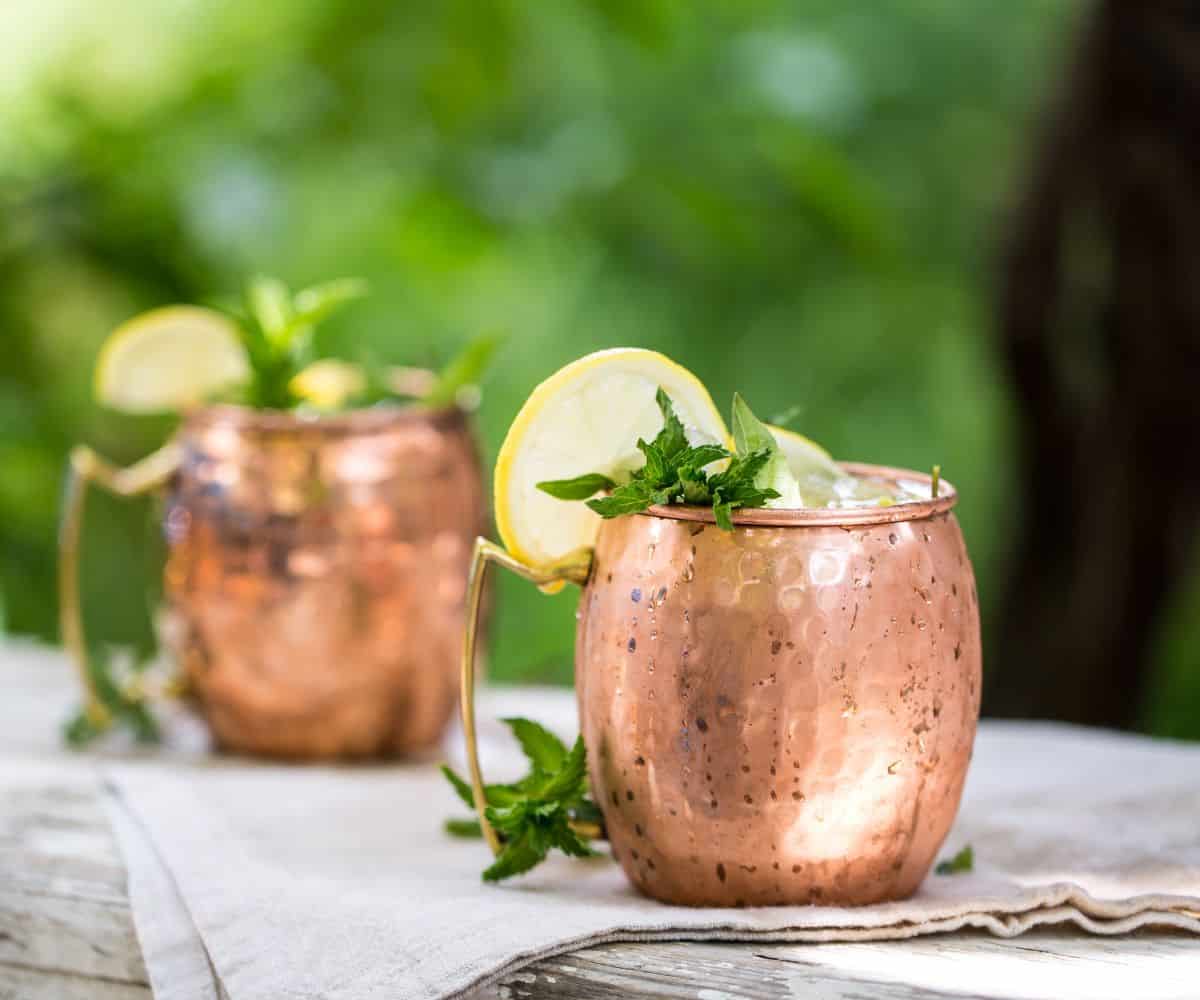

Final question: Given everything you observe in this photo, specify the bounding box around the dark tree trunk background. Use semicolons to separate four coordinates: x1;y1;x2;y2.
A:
987;0;1200;728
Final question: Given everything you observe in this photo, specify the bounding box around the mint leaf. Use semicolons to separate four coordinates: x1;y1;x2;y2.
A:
442;727;604;882
637;437;669;484
731;393;802;507
539;735;588;803
679;444;728;472
679;466;711;505
587;480;669;517
441;764;477;809
63;645;161;747
551;821;599;859
936;844;974;875
236;274;368;410
709;450;775;507
537;473;616;501
291;278;369;328
708;449;781;528
651;387;690;463
711;448;770;490
572;798;605;827
482;823;550;882
425;333;501;408
502;717;569;773
439;763;527;809
544;387;786;530
731;392;776;455
246;275;293;343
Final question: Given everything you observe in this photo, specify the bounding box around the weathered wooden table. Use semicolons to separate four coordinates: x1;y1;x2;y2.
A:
4;643;1197;1000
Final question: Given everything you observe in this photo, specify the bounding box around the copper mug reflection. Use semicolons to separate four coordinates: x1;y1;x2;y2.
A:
61;404;485;759
460;465;981;906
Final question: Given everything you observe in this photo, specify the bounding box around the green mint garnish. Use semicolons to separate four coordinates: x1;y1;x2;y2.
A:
62;645;160;747
536;388;780;530
731;392;803;508
442;717;602;882
536;473;618;501
217;275;369;410
423;333;502;408
214;276;499;412
935;844;974;875
443;818;484;838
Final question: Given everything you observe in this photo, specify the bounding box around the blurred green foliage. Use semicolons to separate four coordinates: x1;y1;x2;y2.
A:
16;1;1189;726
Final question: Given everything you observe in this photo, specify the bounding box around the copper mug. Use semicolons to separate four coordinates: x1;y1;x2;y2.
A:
460;465;981;906
60;404;485;758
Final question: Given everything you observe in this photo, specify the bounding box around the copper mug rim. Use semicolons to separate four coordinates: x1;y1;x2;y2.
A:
642;461;956;528
181;401;466;437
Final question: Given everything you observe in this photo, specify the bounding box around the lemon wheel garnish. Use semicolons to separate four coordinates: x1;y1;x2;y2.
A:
494;348;729;571
290;359;367;410
94;306;250;414
768;424;842;479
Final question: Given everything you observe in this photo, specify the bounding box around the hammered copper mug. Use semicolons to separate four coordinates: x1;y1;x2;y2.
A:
60;403;485;758
459;465;981;906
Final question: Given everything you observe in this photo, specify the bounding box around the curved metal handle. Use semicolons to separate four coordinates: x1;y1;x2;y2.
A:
58;442;183;731
459;537;592;855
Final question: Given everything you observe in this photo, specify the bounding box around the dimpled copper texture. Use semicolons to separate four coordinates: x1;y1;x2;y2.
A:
162;404;485;759
575;465;981;907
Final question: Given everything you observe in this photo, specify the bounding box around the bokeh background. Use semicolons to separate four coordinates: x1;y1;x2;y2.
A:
2;0;1197;737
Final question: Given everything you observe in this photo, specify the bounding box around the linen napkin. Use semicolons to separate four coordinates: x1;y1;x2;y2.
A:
102;687;1200;1000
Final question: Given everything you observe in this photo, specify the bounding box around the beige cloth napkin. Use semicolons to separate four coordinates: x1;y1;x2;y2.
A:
99;686;1200;1000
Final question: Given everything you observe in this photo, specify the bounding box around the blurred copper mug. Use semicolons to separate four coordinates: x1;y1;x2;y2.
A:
459;465;981;906
60;403;485;758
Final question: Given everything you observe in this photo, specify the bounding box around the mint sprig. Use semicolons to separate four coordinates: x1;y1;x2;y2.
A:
442;718;602;882
730;392;803;509
536;388;779;530
936;844;974;875
423;333;502;409
536;473;617;501
216;275;369;410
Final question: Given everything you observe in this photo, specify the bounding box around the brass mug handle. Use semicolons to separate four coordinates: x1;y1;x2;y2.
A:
58;442;183;731
458;537;593;854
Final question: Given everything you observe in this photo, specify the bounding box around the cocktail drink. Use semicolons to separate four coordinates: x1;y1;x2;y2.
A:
156;403;483;757
453;349;981;906
60;278;491;757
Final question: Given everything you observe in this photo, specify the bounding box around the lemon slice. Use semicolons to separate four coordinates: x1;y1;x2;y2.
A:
495;348;728;568
290;359;367;410
768;425;841;479
94;306;250;414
